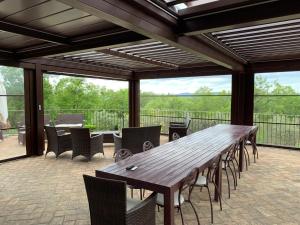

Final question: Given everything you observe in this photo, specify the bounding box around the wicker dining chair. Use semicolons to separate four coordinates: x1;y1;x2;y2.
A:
113;126;161;155
168;117;191;141
44;125;72;158
115;149;144;200
222;143;239;198
245;126;259;163
70;128;104;161
193;154;222;224
156;168;200;225
83;175;157;225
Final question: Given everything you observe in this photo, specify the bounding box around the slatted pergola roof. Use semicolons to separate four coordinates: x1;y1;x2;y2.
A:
1;0;300;79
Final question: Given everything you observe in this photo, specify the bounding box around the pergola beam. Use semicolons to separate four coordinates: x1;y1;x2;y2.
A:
16;29;147;59
56;0;244;71
183;0;300;35
0;20;69;45
99;49;178;69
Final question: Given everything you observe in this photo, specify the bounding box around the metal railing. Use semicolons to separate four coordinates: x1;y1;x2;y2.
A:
3;108;300;149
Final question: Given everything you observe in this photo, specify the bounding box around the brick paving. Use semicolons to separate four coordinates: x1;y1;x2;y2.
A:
0;137;300;225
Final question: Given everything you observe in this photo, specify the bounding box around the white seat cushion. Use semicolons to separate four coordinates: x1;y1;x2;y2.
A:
127;198;142;211
195;175;207;186
156;191;184;207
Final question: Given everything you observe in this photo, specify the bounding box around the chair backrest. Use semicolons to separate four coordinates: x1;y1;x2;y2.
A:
122;125;161;154
70;128;91;154
83;175;126;225
115;149;133;162
184;117;192;128
56;114;84;125
44;126;58;150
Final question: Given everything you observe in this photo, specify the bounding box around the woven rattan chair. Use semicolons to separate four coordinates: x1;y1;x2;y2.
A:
193;155;222;224
70;128;104;161
83;175;157;225
222;143;239;198
156;168;200;225
115;149;144;200
168;117;191;141
113;126;161;155
44;125;72;158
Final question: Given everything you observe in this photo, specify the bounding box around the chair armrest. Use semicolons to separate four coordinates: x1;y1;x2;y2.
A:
57;130;66;135
126;192;157;225
91;134;104;154
91;134;103;146
169;121;185;126
113;133;122;153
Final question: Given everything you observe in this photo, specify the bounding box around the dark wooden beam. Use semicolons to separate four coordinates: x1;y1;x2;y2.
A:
24;66;45;156
179;0;267;17
135;64;231;79
16;29;147;59
0;20;69;44
26;58;133;80
251;58;300;73
231;68;254;126
99;49;178;69
0;49;15;60
57;0;244;71
129;79;140;127
183;0;300;35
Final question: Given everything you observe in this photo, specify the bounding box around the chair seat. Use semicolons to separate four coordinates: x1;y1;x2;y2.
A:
127;198;142;211
195;175;207;186
156;191;184;207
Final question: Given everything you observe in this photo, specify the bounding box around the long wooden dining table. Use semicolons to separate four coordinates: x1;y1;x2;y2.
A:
95;124;257;225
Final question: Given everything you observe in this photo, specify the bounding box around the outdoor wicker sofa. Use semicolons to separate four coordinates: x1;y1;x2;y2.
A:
55;113;84;130
113;125;161;155
83;174;157;225
70;128;104;160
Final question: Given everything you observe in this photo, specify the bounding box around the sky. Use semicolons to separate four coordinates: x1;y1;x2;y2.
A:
46;71;300;94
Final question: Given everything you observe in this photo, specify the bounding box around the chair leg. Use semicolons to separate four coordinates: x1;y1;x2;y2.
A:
230;160;238;187
178;206;185;225
244;146;251;166
234;158;241;179
228;164;237;190
212;181;222;211
206;186;214;224
244;150;248;171
131;188;133;198
189;201;201;225
139;189;143;200
224;168;231;199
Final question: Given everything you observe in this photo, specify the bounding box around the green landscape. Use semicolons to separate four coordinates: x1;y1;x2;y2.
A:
1;66;300;148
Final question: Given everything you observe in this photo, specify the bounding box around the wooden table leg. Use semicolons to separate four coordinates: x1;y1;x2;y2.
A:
214;156;222;201
239;140;244;172
164;189;174;225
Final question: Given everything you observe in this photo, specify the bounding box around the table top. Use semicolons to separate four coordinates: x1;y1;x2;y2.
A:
96;124;256;191
92;130;120;135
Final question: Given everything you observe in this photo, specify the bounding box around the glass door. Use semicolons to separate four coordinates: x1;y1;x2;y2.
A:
0;66;26;161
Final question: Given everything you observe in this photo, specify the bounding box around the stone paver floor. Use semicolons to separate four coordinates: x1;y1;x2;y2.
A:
0;138;300;225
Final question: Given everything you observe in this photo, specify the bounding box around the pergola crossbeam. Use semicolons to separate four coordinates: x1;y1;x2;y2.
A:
56;0;244;71
99;49;178;68
0;20;69;45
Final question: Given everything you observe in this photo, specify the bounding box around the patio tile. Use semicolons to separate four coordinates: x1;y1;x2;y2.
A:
0;138;300;225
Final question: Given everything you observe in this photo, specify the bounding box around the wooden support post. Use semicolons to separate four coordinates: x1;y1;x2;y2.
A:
129;79;140;127
24;65;44;156
231;68;254;125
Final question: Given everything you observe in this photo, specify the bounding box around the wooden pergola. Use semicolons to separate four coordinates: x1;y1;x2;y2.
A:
1;0;300;156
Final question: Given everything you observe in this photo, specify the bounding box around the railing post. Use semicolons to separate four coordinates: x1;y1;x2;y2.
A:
129;79;140;127
231;67;254;125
